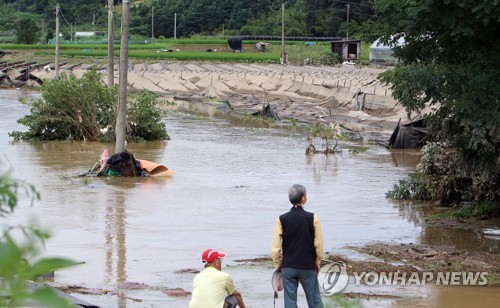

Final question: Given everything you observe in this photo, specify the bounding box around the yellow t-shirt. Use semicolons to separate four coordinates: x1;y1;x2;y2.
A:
189;267;236;308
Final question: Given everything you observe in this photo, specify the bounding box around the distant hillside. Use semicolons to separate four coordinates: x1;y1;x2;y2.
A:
0;0;378;40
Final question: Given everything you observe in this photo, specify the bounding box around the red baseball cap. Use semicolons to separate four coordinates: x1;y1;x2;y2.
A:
201;248;226;263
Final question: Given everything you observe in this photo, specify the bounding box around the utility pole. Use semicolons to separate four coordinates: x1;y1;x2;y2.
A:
151;5;154;44
55;3;60;79
107;0;114;87
116;0;130;153
346;4;350;39
41;19;46;44
281;3;285;65
174;13;177;40
93;11;96;34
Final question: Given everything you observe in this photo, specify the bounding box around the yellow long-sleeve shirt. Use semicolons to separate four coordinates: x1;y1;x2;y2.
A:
271;211;323;269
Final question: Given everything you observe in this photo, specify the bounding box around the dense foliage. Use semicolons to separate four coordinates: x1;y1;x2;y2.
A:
10;69;169;142
134;0;375;39
11;70;117;141
0;0;376;42
378;0;499;213
14;17;39;43
127;90;169;141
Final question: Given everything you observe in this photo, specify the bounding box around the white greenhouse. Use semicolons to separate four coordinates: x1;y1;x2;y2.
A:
369;36;405;65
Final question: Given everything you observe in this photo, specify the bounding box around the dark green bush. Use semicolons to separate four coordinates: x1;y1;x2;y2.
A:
313;51;340;66
11;70;117;141
386;172;431;200
127;90;169;141
387;142;476;204
451;201;500;220
10;70;169;142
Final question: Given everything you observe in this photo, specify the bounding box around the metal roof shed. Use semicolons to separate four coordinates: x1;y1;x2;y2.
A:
330;40;361;63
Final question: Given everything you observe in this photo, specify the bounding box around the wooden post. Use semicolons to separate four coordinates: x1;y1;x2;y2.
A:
41;18;46;43
151;5;154;44
107;0;114;87
174;13;177;40
115;0;130;153
346;4;350;39
281;3;285;65
55;3;60;80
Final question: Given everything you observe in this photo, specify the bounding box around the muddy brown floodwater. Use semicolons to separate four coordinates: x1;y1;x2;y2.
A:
0;89;498;307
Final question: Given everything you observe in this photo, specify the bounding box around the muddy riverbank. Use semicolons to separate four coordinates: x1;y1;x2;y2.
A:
50;239;500;306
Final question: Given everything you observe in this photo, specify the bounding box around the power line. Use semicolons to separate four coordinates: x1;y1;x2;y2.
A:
59;10;73;30
349;11;377;18
331;0;374;8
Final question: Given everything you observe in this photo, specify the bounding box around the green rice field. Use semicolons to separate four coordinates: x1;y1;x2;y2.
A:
0;39;371;64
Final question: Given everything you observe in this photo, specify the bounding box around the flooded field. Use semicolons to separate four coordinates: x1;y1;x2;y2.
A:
0;89;498;307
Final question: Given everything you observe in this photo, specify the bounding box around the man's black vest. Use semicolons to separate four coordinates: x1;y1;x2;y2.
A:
280;206;316;269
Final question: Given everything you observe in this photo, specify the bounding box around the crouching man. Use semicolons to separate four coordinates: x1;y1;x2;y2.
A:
189;248;246;308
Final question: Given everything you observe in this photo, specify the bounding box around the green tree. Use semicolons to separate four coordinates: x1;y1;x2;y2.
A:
15;17;39;44
11;70;118;141
3;0;378;38
376;0;499;208
341;19;383;42
10;69;169;142
127;90;170;141
0;3;17;31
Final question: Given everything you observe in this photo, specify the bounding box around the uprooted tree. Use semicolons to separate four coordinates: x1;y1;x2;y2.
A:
306;122;345;155
10;69;169;142
377;0;499;217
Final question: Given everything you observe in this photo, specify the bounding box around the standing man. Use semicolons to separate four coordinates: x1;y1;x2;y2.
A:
189;248;246;308
271;184;324;308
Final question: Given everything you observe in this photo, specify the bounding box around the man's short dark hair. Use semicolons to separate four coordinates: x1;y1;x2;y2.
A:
289;184;306;205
